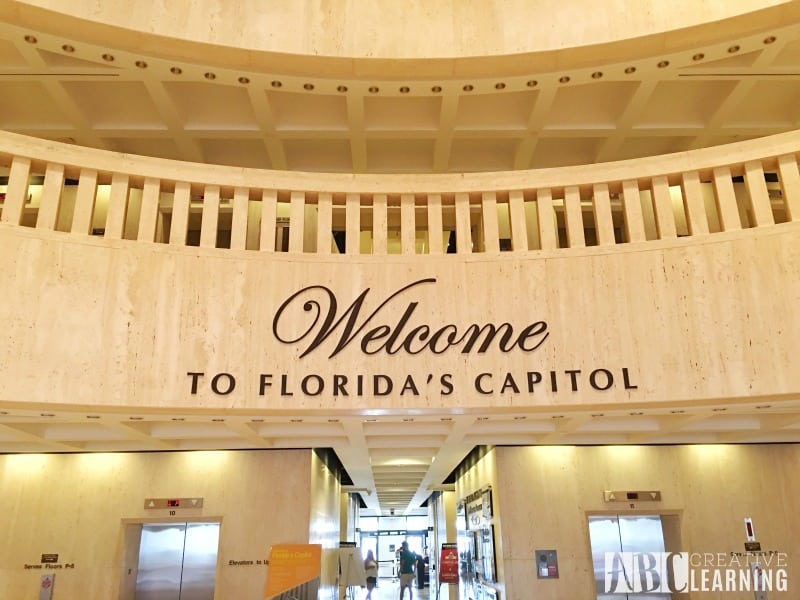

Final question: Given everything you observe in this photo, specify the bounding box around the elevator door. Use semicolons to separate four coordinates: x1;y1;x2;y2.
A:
589;515;671;600
135;522;220;600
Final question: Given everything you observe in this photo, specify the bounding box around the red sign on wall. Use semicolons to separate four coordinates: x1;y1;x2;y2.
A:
439;543;459;585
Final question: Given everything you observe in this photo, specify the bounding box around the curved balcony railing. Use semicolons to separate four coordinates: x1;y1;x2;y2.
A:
0;130;798;256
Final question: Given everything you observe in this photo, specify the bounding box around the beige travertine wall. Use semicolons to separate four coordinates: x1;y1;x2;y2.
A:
0;449;335;599
457;444;800;599
0;222;797;414
10;0;789;59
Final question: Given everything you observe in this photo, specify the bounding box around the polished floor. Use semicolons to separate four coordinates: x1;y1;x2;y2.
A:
346;577;434;600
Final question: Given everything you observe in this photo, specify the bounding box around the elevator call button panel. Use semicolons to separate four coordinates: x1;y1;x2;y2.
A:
536;549;559;578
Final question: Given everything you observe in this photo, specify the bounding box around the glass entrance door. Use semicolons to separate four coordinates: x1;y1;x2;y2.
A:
135;522;220;600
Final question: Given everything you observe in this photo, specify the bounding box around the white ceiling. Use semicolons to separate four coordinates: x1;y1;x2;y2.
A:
1;13;800;515
2;402;799;515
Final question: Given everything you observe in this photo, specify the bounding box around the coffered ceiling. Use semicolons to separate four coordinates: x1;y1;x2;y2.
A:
1;10;800;516
1;15;800;174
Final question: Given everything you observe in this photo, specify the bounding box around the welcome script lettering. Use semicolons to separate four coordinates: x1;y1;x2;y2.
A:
271;278;549;358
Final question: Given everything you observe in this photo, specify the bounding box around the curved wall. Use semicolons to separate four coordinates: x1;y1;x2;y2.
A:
6;0;794;62
1;129;799;416
0;221;797;415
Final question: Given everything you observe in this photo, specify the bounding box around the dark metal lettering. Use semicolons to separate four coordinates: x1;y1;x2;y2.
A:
210;373;235;395
589;369;614;391
475;373;493;394
187;372;204;394
565;369;581;391
301;375;324;396
272;278;550;358
623;368;638;389
527;371;542;392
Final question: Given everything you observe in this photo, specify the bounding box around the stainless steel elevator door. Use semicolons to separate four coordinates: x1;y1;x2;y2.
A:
178;523;220;600
135;522;220;600
589;515;671;600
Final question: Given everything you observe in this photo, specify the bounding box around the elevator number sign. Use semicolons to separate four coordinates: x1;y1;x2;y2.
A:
144;497;204;509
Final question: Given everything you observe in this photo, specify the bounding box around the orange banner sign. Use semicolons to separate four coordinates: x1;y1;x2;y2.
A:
264;544;322;600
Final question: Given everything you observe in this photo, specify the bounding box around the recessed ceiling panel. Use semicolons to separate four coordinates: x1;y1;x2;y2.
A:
0;39;27;67
366;138;435;172
253;422;345;436
43;423;129;441
268;91;349;130
462;434;538;445
364;96;441;130
772;38;800;67
680;50;762;70
164;82;259;130
469;419;556;434
105;137;183;161
455;91;537;130
576;417;661;432
680;416;761;431
363;421;452;435
365;435;447;447
62;81;167;129
544;82;639;129
173;438;250;449
614;136;695;160
530;137;605;168
0;81;73;128
633;80;737;127
703;134;762;147
37;48;115;69
721;80;800;127
370;447;435;461
149;422;232;439
0;441;56;452
284;138;352;171
449;137;518;171
198;138;272;168
0;427;29;441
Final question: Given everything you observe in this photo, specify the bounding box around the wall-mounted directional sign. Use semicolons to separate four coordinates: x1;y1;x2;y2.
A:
144;498;204;509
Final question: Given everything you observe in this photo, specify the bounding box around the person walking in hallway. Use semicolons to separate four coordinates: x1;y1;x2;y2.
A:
398;541;417;600
364;549;378;600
